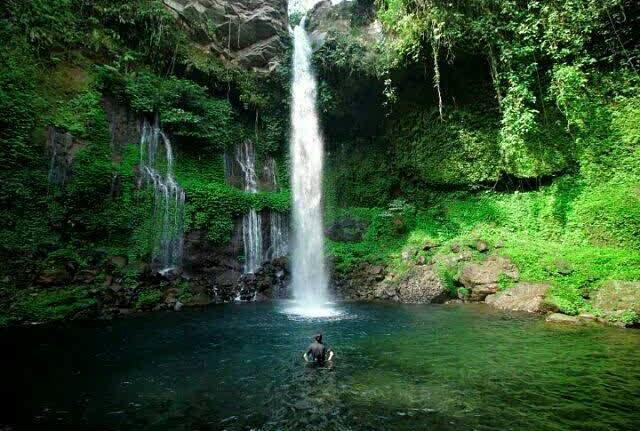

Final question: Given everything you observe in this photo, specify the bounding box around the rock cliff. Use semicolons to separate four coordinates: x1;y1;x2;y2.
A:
163;0;289;72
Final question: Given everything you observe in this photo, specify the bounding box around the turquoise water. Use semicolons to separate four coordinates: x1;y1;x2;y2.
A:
2;303;640;430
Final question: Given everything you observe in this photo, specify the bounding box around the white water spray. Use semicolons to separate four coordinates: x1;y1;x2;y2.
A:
288;20;337;317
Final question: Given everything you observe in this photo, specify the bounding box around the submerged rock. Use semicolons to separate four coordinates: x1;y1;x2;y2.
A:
546;313;584;325
485;283;550;313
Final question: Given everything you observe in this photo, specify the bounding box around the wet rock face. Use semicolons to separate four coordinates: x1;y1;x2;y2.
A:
237;257;291;301
162;0;289;72
332;263;386;301
102;96;141;158
390;266;449;304
182;227;243;302
485;282;550;313
458;256;520;301
46;126;86;186
333;263;450;304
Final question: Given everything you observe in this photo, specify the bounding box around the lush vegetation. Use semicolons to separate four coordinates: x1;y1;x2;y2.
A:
0;0;289;323
1;0;639;325
319;0;640;322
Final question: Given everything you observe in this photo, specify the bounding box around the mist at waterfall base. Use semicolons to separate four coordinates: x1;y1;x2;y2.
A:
287;21;339;318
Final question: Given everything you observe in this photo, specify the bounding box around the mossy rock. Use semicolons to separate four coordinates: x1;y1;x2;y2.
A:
135;289;163;311
12;287;97;322
593;280;640;324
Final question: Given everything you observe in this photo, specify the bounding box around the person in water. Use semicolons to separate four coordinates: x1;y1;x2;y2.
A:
303;333;334;365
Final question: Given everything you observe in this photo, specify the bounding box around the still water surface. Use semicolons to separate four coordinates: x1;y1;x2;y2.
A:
2;302;640;430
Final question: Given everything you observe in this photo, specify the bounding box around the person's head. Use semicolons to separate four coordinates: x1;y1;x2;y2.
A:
314;333;323;343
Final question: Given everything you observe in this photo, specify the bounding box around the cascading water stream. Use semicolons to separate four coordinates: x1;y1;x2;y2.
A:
288;19;337;317
139;118;185;272
236;139;263;274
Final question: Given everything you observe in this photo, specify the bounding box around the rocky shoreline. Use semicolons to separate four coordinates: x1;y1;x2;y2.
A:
7;238;639;330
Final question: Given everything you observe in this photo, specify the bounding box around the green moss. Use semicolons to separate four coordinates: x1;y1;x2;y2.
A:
13;287;97;322
329;174;640;316
135;289;163;311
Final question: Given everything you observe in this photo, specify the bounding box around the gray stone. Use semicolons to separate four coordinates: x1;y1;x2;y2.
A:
182;292;213;306
394;266;449;304
45;126;86;186
485;282;550;313
550;259;574;276
174;301;184;311
459;256;519;302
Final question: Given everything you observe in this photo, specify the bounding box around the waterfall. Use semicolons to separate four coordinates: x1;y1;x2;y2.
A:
263;157;279;190
263;156;289;261
267;211;289;261
288;19;334;315
139;118;185;272
236;140;263;274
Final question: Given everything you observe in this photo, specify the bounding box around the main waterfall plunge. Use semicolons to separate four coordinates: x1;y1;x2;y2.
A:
287;21;337;317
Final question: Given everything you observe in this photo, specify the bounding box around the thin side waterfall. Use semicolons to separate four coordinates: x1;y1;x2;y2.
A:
140;118;185;272
264;156;289;261
289;19;334;316
236;140;263;274
267;211;289;260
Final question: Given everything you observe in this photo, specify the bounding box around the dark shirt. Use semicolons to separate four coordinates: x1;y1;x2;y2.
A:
306;341;327;364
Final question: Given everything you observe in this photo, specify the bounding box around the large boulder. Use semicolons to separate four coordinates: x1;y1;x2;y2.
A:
163;0;288;72
485;282;550;313
394;266;449;304
332;262;386;301
368;266;449;304
459;256;519;301
593;280;640;322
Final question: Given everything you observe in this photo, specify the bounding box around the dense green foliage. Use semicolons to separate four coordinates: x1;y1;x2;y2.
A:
318;0;640;322
0;0;290;323
1;0;639;325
